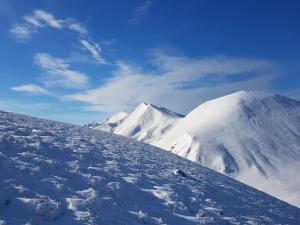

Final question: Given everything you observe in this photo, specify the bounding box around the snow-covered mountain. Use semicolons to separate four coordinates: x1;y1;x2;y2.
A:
89;91;300;208
91;102;184;144
0;110;299;224
114;102;184;143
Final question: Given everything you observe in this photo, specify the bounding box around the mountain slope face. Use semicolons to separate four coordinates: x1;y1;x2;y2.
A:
1;111;299;224
91;91;300;207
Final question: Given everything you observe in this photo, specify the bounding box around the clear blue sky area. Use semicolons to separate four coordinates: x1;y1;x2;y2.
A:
1;0;300;124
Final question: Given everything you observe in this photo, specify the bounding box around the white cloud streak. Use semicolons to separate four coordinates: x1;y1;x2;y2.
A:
64;51;277;113
24;10;63;29
11;84;51;95
80;39;105;64
11;9;88;41
34;53;89;89
128;0;152;25
23;10;89;34
68;22;88;35
9;24;36;41
10;9;104;63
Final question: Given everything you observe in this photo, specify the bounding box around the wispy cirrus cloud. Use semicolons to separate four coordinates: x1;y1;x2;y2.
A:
10;9;105;64
23;10;87;34
24;10;88;35
128;0;152;25
9;10;107;100
64;50;277;113
9;23;36;41
34;53;89;89
11;83;51;95
24;9;63;29
68;21;88;35
80;39;105;64
10;10;87;40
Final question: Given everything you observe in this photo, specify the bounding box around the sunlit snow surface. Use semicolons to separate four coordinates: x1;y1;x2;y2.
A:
0;111;299;224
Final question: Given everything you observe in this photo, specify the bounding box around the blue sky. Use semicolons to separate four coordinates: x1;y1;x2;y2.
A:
1;0;300;124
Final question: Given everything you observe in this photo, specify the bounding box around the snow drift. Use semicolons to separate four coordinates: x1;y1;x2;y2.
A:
0;110;299;224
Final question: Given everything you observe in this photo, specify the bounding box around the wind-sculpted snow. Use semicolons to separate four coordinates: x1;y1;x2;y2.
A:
0;111;299;224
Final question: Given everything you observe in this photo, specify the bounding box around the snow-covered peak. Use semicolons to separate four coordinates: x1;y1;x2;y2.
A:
139;101;149;107
0;110;299;224
201;90;298;110
175;90;299;133
158;91;300;207
222;90;273;99
134;102;184;118
88;102;184;141
114;102;183;142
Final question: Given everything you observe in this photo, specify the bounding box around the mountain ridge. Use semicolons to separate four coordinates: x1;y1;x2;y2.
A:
89;91;300;207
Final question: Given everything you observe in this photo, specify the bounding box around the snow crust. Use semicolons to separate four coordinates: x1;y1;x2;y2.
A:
90;91;300;207
1;110;299;224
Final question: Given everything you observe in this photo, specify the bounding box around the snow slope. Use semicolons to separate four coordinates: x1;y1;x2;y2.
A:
1;110;299;224
90;91;300;208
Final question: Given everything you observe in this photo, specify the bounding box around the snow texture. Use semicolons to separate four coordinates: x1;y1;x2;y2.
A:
90;91;300;208
0;110;299;224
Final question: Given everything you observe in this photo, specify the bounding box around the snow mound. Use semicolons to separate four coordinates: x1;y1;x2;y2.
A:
15;197;64;220
0;110;299;224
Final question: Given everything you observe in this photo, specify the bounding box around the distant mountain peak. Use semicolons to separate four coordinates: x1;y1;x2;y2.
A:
135;101;185;118
137;101;148;108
